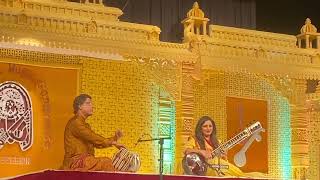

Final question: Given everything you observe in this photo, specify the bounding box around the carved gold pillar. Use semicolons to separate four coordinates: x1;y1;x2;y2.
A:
202;21;207;35
290;79;309;180
305;35;310;48
191;21;195;34
306;82;320;180
175;61;196;173
298;39;302;48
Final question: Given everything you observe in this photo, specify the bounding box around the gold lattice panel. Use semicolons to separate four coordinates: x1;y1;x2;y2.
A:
193;70;291;178
0;48;82;68
80;58;162;173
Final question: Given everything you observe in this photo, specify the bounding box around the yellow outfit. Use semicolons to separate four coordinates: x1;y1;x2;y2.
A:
62;115;115;171
183;136;266;178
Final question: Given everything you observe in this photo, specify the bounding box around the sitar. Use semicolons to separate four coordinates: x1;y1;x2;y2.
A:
182;121;263;176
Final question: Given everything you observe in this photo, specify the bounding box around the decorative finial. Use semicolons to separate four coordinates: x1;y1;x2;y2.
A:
297;18;320;49
181;1;209;42
187;2;204;18
300;18;317;33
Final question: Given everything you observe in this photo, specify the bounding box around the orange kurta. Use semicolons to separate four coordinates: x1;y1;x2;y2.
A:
62;115;115;171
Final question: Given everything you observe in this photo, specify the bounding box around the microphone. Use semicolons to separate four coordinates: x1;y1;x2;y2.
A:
134;137;142;146
134;133;147;147
134;134;171;147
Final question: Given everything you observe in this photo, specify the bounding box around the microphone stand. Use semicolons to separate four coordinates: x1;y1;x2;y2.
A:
137;137;171;180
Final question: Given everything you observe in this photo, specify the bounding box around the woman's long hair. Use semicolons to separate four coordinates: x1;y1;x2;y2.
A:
195;116;219;150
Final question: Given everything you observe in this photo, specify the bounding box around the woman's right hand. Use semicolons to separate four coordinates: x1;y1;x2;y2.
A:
199;150;213;159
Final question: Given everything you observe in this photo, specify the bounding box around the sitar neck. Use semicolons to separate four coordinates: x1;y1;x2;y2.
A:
220;129;250;151
212;122;262;155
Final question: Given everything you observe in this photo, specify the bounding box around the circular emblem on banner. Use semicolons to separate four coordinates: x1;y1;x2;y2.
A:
0;81;33;151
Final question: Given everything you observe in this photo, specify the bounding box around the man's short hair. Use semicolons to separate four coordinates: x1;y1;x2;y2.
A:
73;94;91;114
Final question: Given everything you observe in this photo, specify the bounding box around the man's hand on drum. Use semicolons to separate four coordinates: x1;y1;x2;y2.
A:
110;130;125;149
114;130;123;141
112;141;126;149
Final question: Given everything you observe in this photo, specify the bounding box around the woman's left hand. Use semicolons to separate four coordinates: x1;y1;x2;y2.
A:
220;149;228;160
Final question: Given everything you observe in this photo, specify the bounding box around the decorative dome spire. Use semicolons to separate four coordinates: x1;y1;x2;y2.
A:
300;18;317;33
187;2;204;18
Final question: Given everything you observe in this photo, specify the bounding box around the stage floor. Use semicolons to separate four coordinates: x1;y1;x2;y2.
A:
6;170;273;180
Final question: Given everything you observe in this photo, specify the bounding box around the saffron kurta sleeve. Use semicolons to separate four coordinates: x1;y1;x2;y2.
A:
71;119;115;148
185;136;197;149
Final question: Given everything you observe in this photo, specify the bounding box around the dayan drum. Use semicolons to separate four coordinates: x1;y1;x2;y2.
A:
112;148;141;172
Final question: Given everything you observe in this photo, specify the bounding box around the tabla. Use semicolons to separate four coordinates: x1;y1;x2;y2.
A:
112;147;140;172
